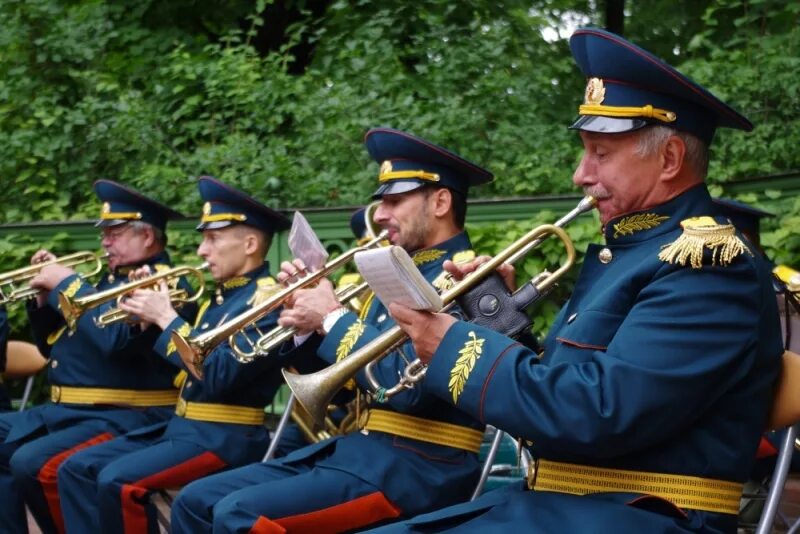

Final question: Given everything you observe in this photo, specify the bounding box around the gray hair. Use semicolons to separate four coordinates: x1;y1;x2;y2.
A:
635;125;709;178
129;221;167;247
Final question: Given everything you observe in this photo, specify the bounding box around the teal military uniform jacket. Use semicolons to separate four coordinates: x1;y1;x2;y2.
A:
401;184;783;533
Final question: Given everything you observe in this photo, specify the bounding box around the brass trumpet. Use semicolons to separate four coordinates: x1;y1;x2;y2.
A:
282;196;597;427
0;251;105;305
59;262;209;331
232;279;369;363
171;231;388;366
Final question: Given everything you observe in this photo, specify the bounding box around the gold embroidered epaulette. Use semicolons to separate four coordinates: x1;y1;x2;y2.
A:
336;320;366;390
223;276;250;290
448;330;485;404
247;277;280;307
412;249;445;266
613;213;669;239
432;250;476;291
658;216;751;269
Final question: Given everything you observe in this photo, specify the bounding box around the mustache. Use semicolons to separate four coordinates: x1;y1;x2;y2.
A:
583;186;610;200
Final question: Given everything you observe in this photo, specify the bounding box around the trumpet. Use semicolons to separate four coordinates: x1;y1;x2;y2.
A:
282;196;596;427
0;251;105;305
232;280;369;363
59;262;209;331
171;231;388;366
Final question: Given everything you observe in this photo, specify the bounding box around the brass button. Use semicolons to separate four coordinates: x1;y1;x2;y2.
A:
50;360;58;369
567;313;578;324
377;314;387;323
598;247;613;264
51;386;61;403
200;323;209;330
186;381;193;389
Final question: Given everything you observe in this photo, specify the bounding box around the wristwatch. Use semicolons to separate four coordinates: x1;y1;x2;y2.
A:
321;307;348;334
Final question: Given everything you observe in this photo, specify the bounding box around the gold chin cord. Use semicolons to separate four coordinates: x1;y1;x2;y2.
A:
170;230;389;367
59;262;209;331
283;196;598;428
0;251;105;305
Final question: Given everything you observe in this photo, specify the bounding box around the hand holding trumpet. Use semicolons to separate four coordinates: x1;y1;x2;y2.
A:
117;266;179;331
29;249;76;306
276;259;340;336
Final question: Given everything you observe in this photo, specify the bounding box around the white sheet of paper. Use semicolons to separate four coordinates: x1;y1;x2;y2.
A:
354;246;443;311
288;211;329;271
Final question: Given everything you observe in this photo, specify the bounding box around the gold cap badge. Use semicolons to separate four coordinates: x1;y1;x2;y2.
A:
101;202;110;214
379;160;393;176
584;77;606;105
202;202;211;215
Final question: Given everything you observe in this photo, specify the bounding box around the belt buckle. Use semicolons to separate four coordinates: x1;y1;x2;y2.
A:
175;397;187;417
51;386;61;403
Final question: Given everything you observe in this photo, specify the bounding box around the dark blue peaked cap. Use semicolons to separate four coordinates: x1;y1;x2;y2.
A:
196;176;291;234
569;28;753;145
93;179;183;230
713;198;773;238
365;128;493;198
350;208;367;239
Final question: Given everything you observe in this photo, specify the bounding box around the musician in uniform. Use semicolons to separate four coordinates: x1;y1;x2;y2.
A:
170;127;493;533
0;180;190;534
375;28;783;533
55;176;295;533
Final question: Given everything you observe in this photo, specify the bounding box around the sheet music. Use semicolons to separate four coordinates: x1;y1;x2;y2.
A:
354;246;443;311
288;211;329;271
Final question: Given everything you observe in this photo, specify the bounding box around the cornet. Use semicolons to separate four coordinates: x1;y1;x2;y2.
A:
232;279;369;363
282;196;597;427
171;231;388;366
0;251;105;305
59;262;209;330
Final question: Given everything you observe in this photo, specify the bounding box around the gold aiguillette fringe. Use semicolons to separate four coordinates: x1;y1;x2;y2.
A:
658;218;751;269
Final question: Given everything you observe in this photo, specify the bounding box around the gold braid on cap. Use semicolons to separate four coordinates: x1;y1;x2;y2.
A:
579;78;676;123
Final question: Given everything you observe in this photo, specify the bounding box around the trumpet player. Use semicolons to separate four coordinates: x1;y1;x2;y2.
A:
171;128;493;534
373;28;783;533
57;176;295;534
0;180;190;534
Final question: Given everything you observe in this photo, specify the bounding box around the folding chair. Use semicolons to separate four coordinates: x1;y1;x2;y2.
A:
3;341;47;411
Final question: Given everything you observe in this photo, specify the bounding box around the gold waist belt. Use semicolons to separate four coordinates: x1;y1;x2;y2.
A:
50;385;178;407
175;398;265;426
363;409;483;453
529;458;743;515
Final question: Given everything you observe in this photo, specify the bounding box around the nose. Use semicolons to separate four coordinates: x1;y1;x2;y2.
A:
373;201;389;225
197;241;208;258
572;153;594;187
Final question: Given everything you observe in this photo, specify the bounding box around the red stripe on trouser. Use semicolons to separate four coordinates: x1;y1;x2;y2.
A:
121;451;227;534
756;436;779;459
38;432;115;534
249;491;401;534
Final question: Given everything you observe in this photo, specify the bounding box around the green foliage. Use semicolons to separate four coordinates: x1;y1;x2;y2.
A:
0;0;798;401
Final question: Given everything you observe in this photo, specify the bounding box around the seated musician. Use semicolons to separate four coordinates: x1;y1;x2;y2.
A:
170;128;493;533
0;180;190;534
273;206;377;456
54;176;299;533
372;28;783;533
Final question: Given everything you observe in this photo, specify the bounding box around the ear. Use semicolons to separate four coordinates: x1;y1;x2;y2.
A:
431;188;453;219
243;232;258;256
659;135;686;182
142;226;156;248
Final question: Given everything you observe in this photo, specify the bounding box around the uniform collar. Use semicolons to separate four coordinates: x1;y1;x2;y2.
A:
603;184;714;244
410;231;471;271
108;251;171;282
218;262;269;295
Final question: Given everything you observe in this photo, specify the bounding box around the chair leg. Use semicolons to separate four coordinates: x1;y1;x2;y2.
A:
756;424;799;534
471;427;504;501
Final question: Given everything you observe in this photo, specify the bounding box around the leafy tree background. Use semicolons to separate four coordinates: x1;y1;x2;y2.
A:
0;0;798;400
